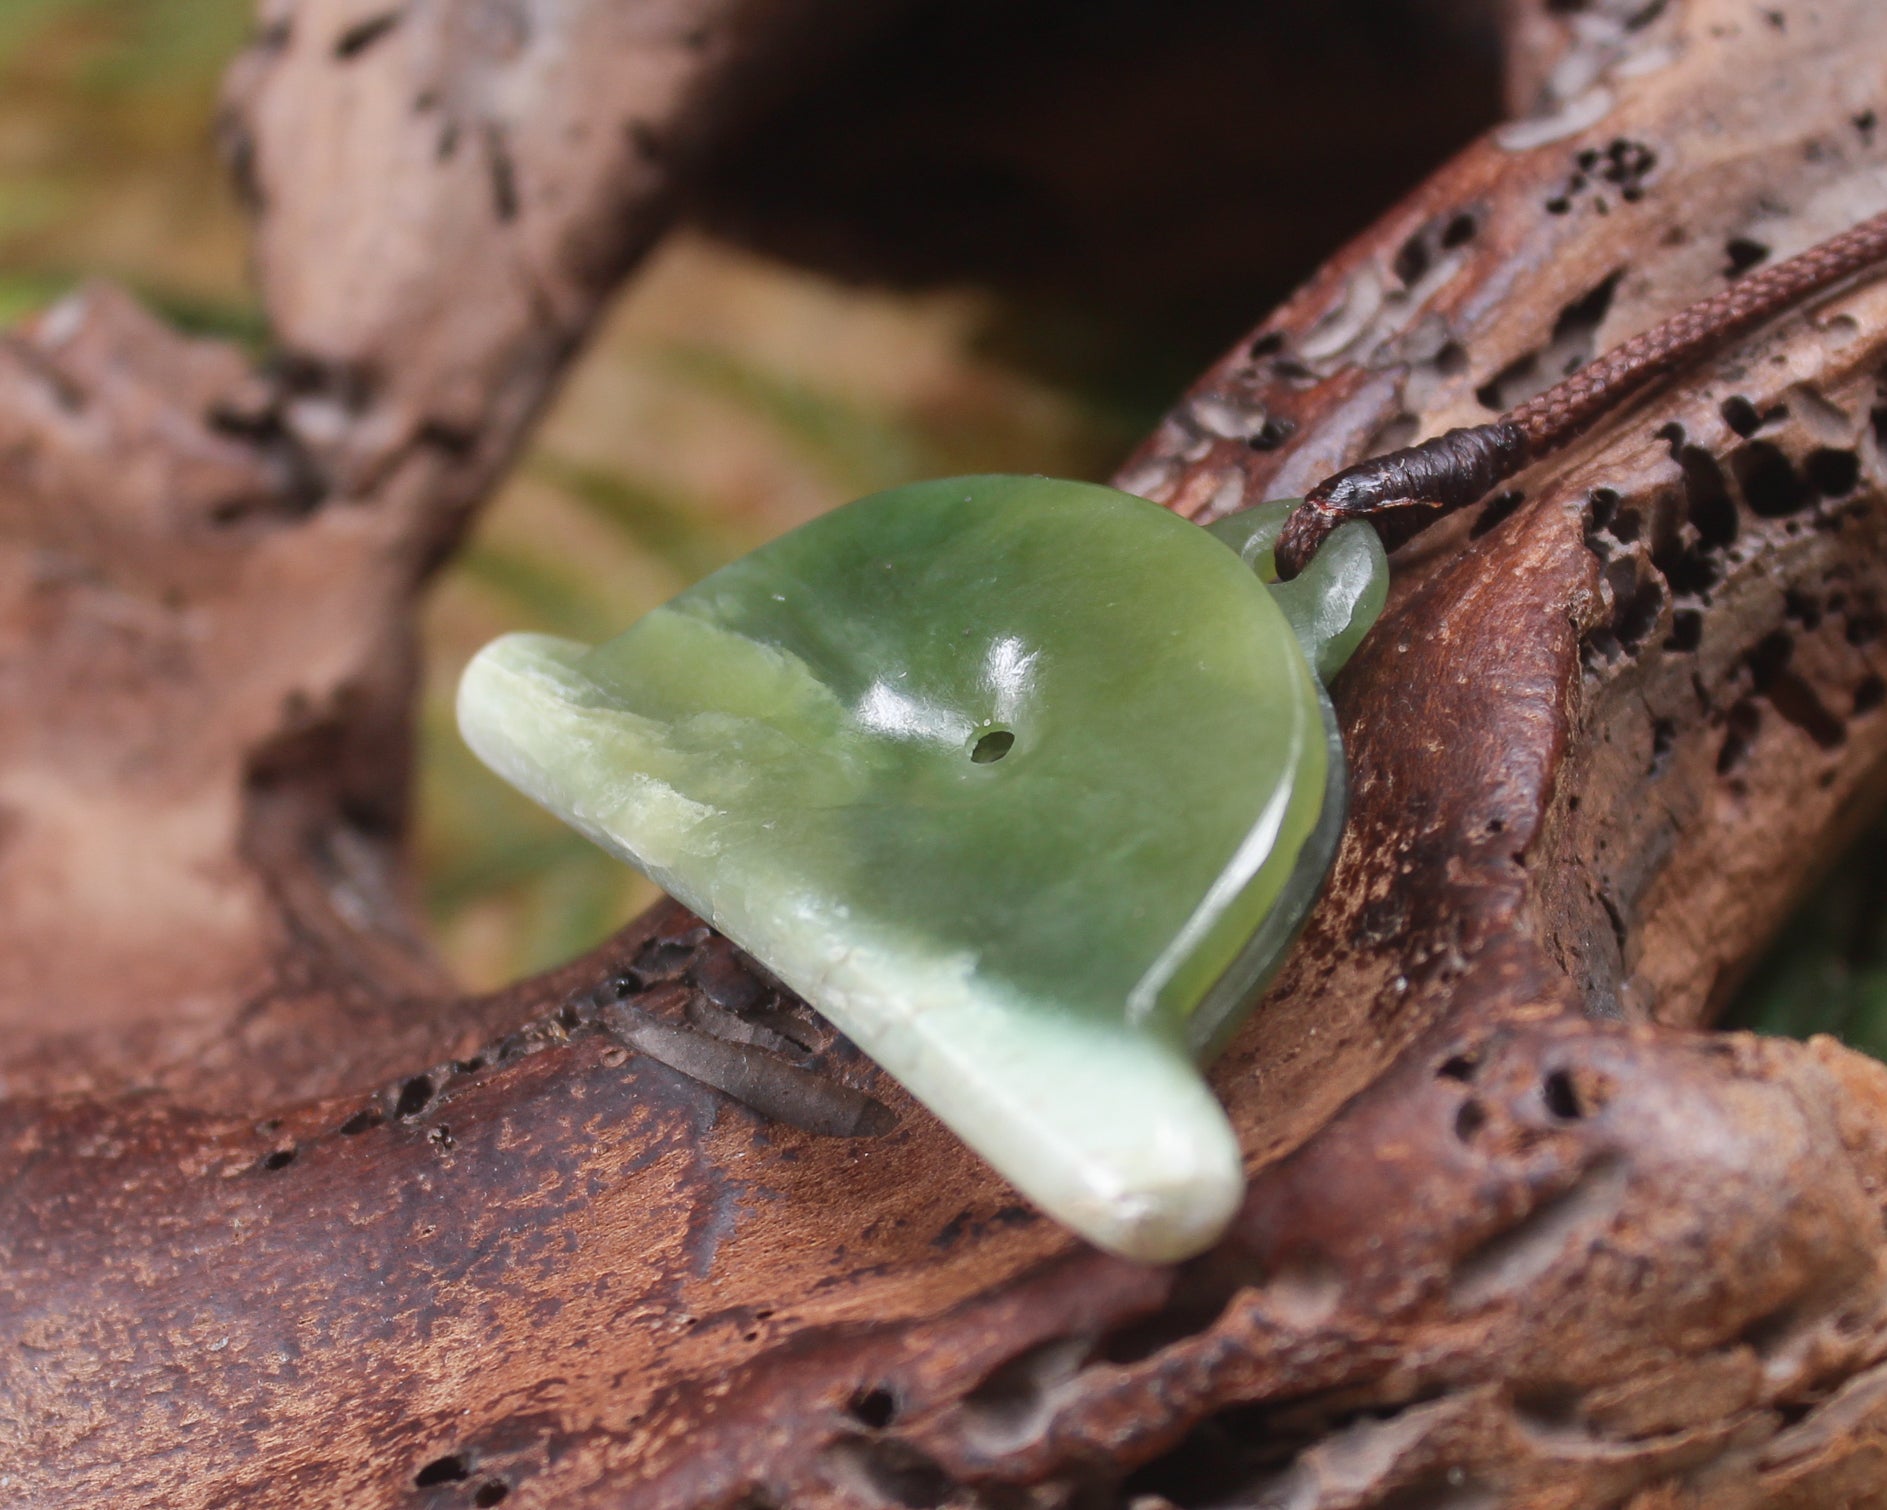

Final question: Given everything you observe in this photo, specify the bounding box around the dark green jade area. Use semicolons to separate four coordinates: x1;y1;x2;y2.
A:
570;476;1330;1040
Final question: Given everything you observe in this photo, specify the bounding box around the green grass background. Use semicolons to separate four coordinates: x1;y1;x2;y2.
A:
4;0;1880;1040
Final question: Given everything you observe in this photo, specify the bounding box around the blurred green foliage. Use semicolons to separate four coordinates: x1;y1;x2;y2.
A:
0;0;257;333
12;0;1887;1053
1721;835;1887;1060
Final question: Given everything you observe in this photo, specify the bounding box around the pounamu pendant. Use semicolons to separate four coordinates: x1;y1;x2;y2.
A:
458;476;1386;1262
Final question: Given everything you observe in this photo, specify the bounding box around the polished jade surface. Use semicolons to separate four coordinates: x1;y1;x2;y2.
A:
458;476;1385;1262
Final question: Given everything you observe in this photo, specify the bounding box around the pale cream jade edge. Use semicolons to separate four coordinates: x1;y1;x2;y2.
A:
458;634;1244;1264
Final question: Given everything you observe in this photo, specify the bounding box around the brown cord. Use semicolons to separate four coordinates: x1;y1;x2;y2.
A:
1274;206;1887;577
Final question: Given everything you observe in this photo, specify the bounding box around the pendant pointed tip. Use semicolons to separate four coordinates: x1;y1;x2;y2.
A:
455;632;595;801
1070;1150;1245;1265
821;980;1249;1265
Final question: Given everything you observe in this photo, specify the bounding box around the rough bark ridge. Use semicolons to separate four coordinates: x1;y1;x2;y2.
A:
6;2;1887;1507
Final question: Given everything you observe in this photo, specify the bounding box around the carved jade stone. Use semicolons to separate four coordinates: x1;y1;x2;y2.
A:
458;475;1385;1262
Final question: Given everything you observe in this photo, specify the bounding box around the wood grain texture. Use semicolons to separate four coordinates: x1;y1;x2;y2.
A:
6;2;1887;1506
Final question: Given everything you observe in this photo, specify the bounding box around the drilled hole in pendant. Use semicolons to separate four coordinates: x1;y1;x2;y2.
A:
970;728;1015;764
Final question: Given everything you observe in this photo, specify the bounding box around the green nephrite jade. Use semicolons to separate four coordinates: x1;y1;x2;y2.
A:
458;476;1386;1263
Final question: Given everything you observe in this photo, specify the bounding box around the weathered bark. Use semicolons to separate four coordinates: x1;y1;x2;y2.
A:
6;2;1887;1507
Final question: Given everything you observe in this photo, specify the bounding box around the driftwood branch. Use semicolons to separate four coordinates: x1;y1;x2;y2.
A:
6;2;1887;1506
